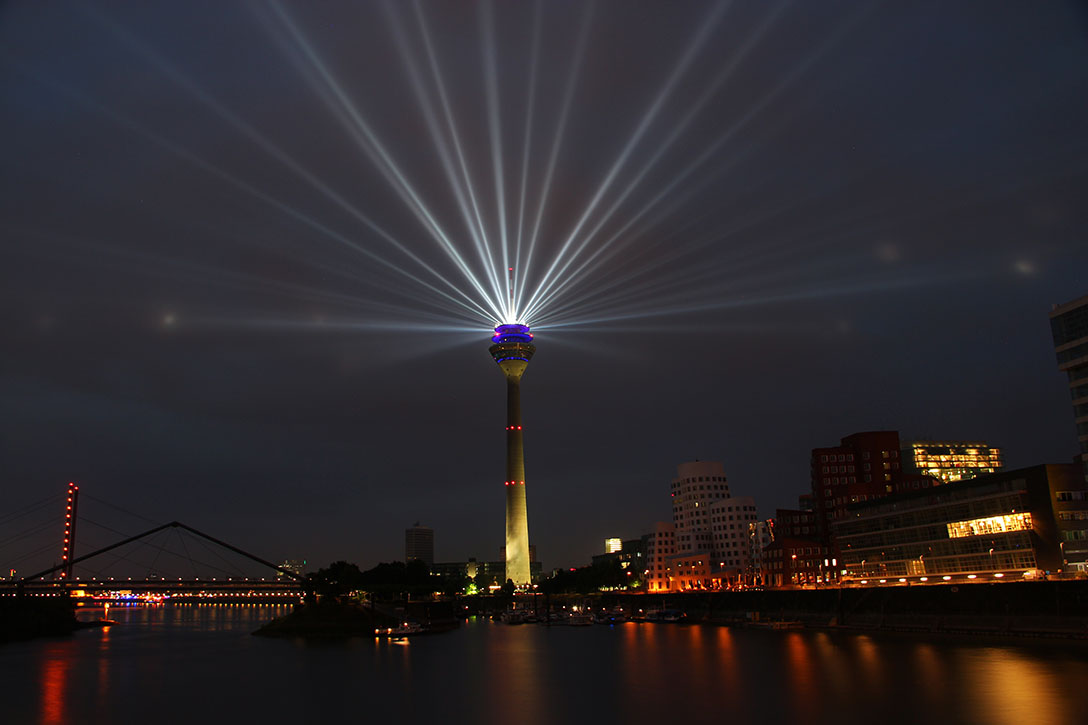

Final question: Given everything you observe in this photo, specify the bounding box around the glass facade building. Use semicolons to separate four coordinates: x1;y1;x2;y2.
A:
903;441;1003;484
832;464;1084;579
1050;293;1088;484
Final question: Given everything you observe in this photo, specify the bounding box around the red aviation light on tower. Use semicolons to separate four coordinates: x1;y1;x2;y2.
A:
60;482;80;580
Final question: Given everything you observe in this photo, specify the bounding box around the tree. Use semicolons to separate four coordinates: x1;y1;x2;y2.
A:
305;561;364;600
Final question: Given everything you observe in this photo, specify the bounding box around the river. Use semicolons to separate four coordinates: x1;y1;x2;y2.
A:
1;603;1086;724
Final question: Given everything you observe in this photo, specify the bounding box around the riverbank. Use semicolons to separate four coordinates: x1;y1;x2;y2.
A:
452;580;1088;644
606;579;1088;642
0;597;79;643
253;600;397;638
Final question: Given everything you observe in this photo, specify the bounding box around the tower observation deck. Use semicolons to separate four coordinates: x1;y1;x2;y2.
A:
489;323;535;586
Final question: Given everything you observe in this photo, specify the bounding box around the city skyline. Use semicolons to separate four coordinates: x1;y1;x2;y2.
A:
2;2;1087;571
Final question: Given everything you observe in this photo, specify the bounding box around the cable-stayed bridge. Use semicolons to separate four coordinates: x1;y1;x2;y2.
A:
1;485;304;602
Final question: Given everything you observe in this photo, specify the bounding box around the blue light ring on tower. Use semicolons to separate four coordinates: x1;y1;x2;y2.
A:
489;325;535;365
491;323;533;344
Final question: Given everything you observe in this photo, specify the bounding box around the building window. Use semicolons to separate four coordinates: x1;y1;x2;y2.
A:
947;513;1032;538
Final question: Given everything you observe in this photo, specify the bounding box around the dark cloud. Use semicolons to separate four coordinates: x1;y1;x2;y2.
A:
2;1;1086;571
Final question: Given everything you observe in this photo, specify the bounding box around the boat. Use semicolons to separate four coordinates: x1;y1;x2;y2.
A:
375;621;426;637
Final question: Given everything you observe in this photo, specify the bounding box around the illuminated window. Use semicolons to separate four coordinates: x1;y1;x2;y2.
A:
946;513;1032;539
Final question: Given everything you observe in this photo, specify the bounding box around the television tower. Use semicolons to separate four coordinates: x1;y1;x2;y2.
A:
489;322;535;586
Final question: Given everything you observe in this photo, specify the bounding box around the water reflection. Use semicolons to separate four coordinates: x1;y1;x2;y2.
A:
960;648;1072;725
7;607;1088;725
784;632;817;722
39;643;73;725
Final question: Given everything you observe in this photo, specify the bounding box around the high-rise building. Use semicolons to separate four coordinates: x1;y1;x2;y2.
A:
1050;294;1088;483
489;324;536;586
604;538;623;554
903;441;1004;483
405;523;434;566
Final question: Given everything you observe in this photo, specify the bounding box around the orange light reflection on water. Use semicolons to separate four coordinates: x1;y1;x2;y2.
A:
784;632;816;721
961;648;1071;725
39;644;73;725
714;627;742;698
96;624;112;709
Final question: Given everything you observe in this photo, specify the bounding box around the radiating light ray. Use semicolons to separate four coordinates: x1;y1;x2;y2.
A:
523;3;874;325
532;266;984;332
533;191;997;328
188;317;488;335
410;0;507;311
479;0;513;321
379;0;505;311
534;210;910;330
268;1;508;323
520;1;790;321
186;317;491;364
30;1;992;351
512;0;544;324
82;6;507;328
21;61;501;327
515;3;595;319
534;246;858;330
6;220;485;332
531;193;949;329
519;0;732;320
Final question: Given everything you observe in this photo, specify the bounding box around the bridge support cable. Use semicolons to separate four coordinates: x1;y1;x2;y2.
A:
0;493;64;526
17;521;304;596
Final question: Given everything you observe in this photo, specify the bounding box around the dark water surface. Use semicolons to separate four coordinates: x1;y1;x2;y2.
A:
1;604;1086;724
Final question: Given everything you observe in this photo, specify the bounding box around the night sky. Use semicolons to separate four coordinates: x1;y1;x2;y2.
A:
3;1;1087;574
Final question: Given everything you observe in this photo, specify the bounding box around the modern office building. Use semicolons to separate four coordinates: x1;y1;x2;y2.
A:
488;323;537;586
1051;294;1088;484
903;441;1004;483
832;463;1087;579
811;431;936;544
405;523;434;566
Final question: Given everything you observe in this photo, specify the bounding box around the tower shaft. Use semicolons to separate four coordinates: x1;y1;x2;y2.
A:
489;323;536;587
504;377;531;585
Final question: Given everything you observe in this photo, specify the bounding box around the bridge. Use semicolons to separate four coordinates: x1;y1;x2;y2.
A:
3;515;305;603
